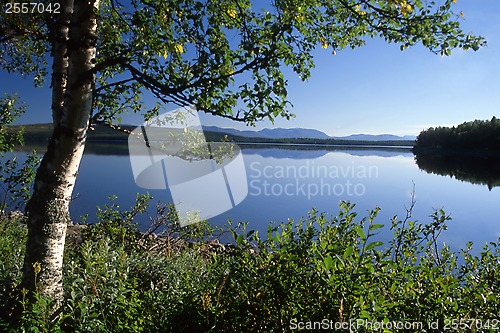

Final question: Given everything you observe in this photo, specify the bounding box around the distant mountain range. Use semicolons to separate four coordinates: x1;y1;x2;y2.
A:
335;133;417;141
202;126;416;141
10;123;416;144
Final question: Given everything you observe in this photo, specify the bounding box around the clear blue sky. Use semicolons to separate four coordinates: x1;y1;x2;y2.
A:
2;0;499;136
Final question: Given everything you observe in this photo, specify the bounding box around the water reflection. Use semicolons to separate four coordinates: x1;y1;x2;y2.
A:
414;153;500;190
15;140;413;158
5;143;500;253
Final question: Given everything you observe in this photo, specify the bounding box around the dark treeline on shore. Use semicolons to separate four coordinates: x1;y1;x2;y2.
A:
414;117;500;153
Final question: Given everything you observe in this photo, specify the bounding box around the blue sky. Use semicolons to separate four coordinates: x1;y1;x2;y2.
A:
2;0;499;136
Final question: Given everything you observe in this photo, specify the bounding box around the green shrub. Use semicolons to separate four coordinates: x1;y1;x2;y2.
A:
0;214;27;328
0;197;498;332
60;194;212;332
197;202;499;332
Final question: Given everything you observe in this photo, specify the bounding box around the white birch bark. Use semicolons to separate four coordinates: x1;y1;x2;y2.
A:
22;0;100;306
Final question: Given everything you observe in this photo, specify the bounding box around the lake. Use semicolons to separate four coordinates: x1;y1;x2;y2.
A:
6;142;500;253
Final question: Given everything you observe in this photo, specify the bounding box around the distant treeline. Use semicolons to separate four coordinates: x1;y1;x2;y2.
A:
414;117;500;153
9;123;415;148
206;132;415;147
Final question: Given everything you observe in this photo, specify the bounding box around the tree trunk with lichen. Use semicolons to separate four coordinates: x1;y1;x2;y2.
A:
21;0;99;308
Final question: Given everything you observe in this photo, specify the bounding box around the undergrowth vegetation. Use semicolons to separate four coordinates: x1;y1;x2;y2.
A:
0;195;498;332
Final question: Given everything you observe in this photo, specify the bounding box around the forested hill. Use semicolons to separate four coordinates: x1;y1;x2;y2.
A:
414;117;500;153
9;123;415;147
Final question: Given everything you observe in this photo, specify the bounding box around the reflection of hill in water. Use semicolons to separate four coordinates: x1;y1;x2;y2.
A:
340;149;412;158
414;153;500;190
14;141;132;156
240;144;412;159
241;147;328;159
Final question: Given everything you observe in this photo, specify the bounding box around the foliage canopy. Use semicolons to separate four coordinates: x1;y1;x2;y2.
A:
1;0;485;125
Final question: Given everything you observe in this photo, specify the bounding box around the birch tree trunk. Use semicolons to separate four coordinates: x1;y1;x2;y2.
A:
22;0;99;307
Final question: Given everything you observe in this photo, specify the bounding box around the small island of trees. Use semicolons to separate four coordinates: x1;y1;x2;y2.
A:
414;117;500;153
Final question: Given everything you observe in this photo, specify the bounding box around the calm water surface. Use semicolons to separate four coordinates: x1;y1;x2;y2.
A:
7;143;500;252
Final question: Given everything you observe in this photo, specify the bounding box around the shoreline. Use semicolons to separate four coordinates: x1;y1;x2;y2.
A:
412;147;500;158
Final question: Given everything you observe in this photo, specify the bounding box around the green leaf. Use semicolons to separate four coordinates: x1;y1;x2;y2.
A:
365;241;384;251
355;226;366;240
236;234;244;245
323;255;334;270
343;245;354;258
369;223;384;231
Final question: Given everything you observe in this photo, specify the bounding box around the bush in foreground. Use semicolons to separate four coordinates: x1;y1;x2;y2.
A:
0;198;498;332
